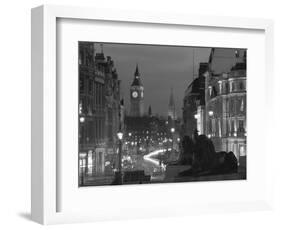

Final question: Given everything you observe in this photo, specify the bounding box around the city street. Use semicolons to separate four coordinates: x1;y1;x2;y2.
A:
78;43;247;187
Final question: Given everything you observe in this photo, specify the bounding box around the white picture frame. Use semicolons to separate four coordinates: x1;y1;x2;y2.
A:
31;5;274;225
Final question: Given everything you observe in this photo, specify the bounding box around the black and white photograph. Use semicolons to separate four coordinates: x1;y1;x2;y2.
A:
78;42;247;187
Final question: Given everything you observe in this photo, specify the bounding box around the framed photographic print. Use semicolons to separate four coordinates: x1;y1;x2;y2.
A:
31;5;274;225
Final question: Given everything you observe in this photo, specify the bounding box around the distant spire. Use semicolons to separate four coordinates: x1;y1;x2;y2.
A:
168;87;177;120
169;87;175;107
134;64;140;77
131;64;143;86
148;105;152;116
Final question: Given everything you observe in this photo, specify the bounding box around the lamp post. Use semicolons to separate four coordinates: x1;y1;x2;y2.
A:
170;127;175;155
79;116;86;186
117;131;123;185
208;110;214;137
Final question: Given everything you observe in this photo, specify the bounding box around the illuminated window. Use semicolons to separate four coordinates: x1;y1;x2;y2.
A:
239;144;246;157
218;81;222;94
229;82;234;92
218;119;222;137
240;99;244;112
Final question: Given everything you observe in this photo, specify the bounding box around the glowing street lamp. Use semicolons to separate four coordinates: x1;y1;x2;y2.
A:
170;127;175;154
117;131;123;140
117;131;123;184
208;111;214;116
79;116;85;123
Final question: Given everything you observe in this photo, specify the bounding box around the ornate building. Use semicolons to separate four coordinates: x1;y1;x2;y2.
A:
78;42;121;183
130;65;144;117
205;48;247;163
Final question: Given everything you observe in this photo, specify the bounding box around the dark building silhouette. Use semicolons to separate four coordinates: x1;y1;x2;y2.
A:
182;63;208;137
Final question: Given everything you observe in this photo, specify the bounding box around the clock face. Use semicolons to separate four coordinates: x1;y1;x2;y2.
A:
132;91;138;98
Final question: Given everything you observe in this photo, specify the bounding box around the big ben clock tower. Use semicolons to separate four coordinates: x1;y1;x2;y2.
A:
130;65;144;117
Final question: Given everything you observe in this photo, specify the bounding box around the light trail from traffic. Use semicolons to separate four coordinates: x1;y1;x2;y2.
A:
143;149;165;167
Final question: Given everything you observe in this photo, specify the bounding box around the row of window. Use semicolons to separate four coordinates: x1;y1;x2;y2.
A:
208;97;245;116
208;79;246;98
208;118;246;138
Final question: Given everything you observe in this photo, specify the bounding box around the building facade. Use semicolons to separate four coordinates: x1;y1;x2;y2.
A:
205;48;247;162
78;42;121;182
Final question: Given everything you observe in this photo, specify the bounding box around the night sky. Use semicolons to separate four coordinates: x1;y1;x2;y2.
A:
95;42;211;118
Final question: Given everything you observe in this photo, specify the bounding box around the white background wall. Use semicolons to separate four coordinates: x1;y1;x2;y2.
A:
0;0;280;229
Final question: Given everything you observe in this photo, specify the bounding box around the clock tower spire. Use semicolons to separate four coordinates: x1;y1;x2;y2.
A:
130;64;144;117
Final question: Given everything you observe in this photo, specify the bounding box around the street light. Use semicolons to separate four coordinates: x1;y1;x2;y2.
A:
170;127;175;156
79;116;85;123
208;111;214;116
117;131;123;140
117;131;123;185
